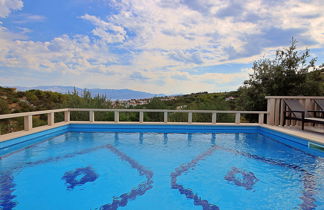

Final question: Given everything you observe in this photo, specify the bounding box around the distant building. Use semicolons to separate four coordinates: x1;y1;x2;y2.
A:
225;96;235;101
122;98;152;107
158;96;176;101
176;105;187;110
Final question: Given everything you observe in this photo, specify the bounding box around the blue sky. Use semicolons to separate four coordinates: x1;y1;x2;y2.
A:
0;0;323;94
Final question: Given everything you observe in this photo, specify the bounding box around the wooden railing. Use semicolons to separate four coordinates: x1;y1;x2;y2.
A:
0;108;267;134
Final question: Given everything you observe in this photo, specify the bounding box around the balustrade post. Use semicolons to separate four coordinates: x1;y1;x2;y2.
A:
48;112;55;126
235;113;240;124
90;110;95;122
114;111;119;123
139;111;144;123
24;115;33;131
188;112;192;124
164;112;168;123
64;111;70;122
212;112;217;124
258;113;264;124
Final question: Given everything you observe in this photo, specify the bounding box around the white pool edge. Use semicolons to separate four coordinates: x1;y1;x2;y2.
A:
0;122;323;146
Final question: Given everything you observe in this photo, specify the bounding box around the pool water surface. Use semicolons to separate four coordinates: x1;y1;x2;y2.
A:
0;127;323;209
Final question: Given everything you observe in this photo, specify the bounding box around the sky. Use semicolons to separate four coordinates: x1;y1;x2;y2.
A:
0;0;323;94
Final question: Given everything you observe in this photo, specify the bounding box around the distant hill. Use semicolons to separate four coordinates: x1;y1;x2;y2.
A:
14;86;165;100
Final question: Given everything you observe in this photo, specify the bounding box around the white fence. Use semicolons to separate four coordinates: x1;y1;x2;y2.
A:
0;108;267;133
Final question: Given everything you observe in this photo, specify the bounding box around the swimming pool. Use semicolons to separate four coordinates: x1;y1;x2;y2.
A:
0;124;323;209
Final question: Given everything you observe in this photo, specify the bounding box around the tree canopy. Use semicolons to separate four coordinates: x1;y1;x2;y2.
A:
237;39;324;111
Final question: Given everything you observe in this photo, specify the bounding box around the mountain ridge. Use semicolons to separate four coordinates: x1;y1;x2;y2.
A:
13;86;165;100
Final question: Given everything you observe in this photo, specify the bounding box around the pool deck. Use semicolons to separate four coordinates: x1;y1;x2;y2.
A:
0;121;323;145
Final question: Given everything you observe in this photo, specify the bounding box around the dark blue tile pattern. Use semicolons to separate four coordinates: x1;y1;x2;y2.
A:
171;146;220;210
101;145;153;210
170;145;317;210
0;144;153;210
0;173;16;210
224;167;258;190
62;166;98;189
300;173;317;210
0;145;111;210
216;145;317;209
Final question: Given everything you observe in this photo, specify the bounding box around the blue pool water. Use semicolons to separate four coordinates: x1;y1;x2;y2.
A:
0;124;323;210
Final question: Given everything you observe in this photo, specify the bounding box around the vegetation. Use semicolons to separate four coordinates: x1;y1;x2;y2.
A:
0;39;323;134
237;39;324;112
0;88;113;134
134;92;238;122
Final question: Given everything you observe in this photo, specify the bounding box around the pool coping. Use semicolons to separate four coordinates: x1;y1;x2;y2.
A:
0;121;323;145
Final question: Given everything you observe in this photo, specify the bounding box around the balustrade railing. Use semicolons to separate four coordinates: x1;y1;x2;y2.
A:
0;108;267;135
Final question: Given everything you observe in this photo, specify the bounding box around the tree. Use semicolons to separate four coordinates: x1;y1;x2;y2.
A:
0;99;9;114
143;98;167;121
237;38;324;111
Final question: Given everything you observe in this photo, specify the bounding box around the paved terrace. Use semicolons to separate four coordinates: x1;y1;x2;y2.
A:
0;107;323;145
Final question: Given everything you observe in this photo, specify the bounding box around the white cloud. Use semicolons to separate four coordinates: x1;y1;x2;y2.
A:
81;14;127;43
12;14;46;24
99;0;324;69
0;0;23;18
0;0;324;94
0;33;118;74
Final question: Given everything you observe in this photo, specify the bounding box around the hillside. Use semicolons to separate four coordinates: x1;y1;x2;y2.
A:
135;91;237;110
0;87;240;134
0;87;113;134
0;87;67;114
1;67;323;134
128;91;241;123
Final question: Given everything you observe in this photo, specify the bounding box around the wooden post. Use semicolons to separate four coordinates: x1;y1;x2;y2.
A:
48;112;55;126
279;99;285;126
305;98;312;127
235;113;240;124
164;112;168;123
267;98;275;125
212;112;217;124
139;111;144;123
89;110;95;122
188;112;192;124
274;99;280;126
64;111;70;122
24;115;33;131
114;111;119;123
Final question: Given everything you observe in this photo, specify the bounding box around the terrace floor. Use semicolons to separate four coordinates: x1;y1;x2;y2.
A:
262;124;324;145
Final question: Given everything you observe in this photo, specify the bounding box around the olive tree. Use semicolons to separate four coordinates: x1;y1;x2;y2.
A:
237;39;324;112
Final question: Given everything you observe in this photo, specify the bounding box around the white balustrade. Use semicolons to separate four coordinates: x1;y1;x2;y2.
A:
0;108;267;136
